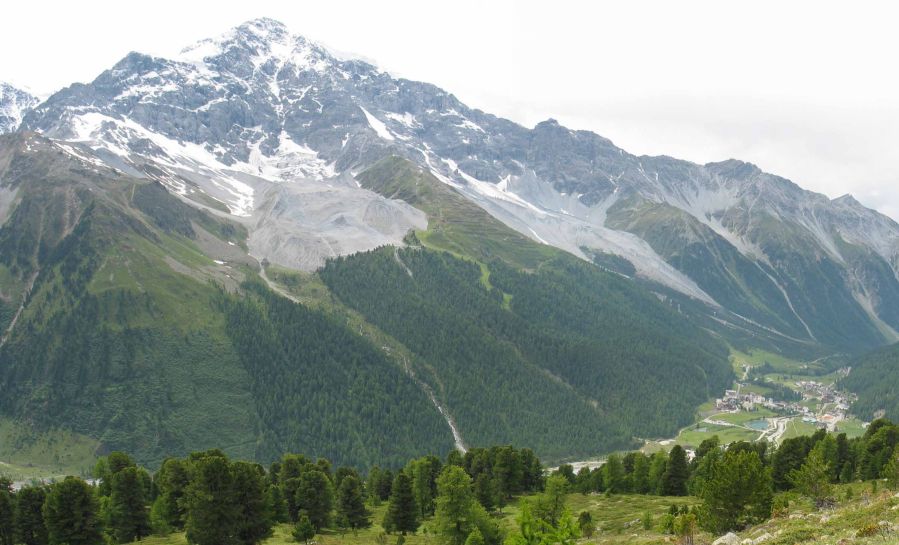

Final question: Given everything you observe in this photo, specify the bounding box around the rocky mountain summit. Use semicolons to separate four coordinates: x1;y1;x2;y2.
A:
0;82;39;134
17;17;899;353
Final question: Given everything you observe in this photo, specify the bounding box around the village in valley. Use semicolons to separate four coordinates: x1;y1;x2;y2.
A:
642;350;869;458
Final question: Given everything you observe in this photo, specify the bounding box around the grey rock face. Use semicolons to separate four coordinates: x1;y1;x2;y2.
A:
20;17;899;352
0;83;39;134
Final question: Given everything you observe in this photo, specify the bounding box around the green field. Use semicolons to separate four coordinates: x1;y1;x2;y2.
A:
781;418;820;441
675;423;760;449
714;408;777;426
834;417;867;438
730;348;807;373
0;417;98;481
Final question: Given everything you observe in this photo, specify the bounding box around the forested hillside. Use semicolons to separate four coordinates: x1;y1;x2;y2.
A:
0;135;450;469
841;341;899;421
0;135;732;471
220;281;453;467
321;246;732;455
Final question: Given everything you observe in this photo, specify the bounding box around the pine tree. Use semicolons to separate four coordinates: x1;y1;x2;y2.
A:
884;450;899;490
386;473;419;535
267;485;288;523
603;454;626;493
464;527;485;545
231;461;273;545
154;458;189;530
434;466;481;545
0;489;14;545
337;476;370;532
789;445;833;508
108;466;151;543
648;451;668;494
43;477;103;545
631;453;650;494
295;469;334;531
292;515;315;544
533;475;568;527
13;486;47;545
183;454;240;545
473;473;497;511
699;450;772;533
662;445;689;496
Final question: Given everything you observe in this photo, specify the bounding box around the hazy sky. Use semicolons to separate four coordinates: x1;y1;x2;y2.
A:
3;0;899;220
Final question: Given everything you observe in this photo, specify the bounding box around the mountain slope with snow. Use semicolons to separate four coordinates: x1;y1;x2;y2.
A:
0;83;39;134
20;17;899;353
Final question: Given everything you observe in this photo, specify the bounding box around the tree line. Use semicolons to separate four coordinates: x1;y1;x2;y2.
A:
552;418;899;534
5;421;899;544
0;445;542;545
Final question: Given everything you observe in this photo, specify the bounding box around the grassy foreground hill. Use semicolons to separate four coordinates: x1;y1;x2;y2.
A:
120;483;899;545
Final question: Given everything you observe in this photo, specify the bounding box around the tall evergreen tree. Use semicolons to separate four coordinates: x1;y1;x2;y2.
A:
648;451;668;494
631;453;650;494
662;445;689;496
0;489;13;545
789;446;833;508
603;454;627;493
533;475;568;528
108;466;151;543
295;468;334;531
336;475;370;532
14;486;47;545
434;466;482;545
154;458;189;530
183;454;240;545
231;461;273;545
699;450;772;534
385;473;419;535
43;477;103;545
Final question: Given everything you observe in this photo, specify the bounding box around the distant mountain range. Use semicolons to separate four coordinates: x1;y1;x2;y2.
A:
9;18;898;354
1;18;897;467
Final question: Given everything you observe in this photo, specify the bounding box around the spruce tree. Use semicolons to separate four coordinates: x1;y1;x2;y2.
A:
108;466;151;543
43;477;103;545
14;486;47;545
386;473;419;535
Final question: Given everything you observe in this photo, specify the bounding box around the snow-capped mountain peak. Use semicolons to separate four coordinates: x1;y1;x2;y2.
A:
0;82;40;134
178;17;341;81
18;18;899;351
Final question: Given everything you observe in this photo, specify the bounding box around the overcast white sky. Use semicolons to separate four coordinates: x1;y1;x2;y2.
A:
3;0;899;220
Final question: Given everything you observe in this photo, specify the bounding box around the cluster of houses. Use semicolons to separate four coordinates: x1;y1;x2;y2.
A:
714;378;858;433
715;389;766;411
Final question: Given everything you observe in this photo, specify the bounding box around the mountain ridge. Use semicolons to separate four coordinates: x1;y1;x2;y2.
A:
12;17;899;354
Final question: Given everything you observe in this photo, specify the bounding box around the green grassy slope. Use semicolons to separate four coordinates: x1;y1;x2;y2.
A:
0;136;450;470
